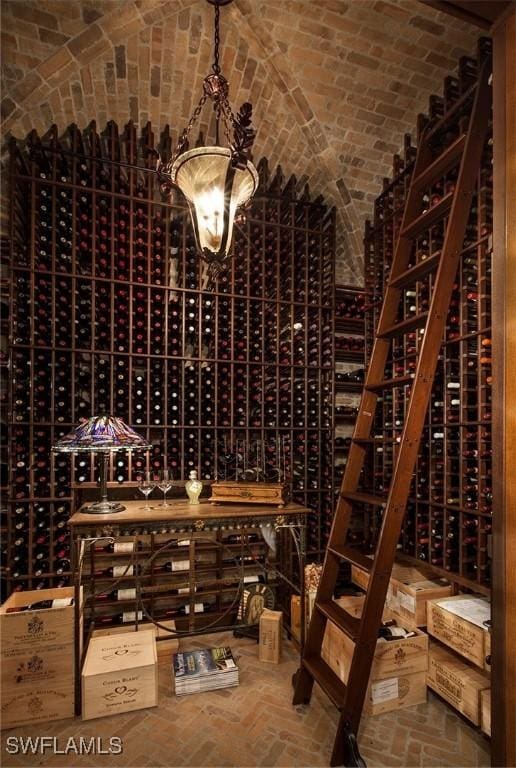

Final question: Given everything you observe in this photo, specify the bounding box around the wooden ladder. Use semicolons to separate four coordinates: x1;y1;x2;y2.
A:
292;39;492;768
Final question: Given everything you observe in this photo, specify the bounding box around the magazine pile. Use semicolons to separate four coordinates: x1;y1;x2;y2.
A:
173;647;239;695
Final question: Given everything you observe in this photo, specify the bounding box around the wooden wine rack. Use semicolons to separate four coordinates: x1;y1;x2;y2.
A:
5;120;336;597
362;53;493;594
333;285;365;552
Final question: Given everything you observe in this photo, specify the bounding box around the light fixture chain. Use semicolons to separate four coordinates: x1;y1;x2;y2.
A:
213;2;221;74
170;93;209;164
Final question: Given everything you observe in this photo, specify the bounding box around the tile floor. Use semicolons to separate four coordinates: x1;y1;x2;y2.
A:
1;632;490;768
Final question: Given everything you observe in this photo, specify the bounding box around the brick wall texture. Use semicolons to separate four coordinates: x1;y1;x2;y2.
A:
1;0;480;283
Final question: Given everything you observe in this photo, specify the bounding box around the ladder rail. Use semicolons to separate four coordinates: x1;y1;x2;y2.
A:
337;52;492;751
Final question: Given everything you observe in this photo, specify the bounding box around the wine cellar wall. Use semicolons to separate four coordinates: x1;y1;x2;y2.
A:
4;121;336;597
362;47;493;594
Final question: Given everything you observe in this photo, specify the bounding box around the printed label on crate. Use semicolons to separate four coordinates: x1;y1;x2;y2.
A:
1;687;73;725
1;618;65;650
398;591;416;615
177;539;190;546
113;542;135;554
3;653;66;685
371;677;399;704
117;589;137;601
113;564;134;577
171;560;190;572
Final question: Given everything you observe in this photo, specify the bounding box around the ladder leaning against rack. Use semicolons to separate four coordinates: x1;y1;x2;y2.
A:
292;37;492;768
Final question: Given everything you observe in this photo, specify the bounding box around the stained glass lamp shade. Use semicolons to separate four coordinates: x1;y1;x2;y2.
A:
53;416;152;514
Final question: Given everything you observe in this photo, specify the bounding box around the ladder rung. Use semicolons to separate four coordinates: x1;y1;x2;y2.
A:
317;600;360;641
302;655;347;709
341;491;387;507
378;312;429;339
353;437;399;445
389;251;441;289
401;192;453;239
328;544;374;574
425;80;477;144
412;134;466;191
367;374;414;391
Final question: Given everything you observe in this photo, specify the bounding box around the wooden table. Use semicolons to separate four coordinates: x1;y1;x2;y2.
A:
69;499;309;538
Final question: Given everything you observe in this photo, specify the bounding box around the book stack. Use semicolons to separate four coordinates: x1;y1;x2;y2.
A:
172;647;239;696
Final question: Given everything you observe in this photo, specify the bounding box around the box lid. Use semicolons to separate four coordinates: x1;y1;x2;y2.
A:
433;595;490;629
82;629;156;677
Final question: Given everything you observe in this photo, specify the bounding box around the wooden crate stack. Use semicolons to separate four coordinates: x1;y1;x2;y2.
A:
426;595;491;733
0;587;78;728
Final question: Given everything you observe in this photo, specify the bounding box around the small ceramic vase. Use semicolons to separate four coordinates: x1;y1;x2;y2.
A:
185;470;203;505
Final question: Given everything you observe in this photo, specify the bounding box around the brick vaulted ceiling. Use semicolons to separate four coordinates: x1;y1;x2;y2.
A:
1;0;480;282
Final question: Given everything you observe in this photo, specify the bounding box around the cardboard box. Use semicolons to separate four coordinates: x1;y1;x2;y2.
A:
426;595;490;669
321;596;428;714
352;557;452;628
259;609;282;664
92;619;179;662
82;629;158;720
480;688;491;736
427;643;490;725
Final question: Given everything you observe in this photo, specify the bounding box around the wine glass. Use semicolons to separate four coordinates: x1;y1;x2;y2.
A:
157;469;173;508
138;472;155;511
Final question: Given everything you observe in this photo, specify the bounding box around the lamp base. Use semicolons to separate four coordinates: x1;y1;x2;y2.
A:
81;501;125;515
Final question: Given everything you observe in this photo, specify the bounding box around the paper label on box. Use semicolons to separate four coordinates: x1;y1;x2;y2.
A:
435;597;490;629
243;576;259;584
171;560;190;571
371;677;399;704
177;539;190;546
113;564;134;577
178;587;195;595
386;586;400;613
399;591;416;614
184;603;204;614
51;598;74;609
113;542;134;553
117;588;136;601
122;611;143;622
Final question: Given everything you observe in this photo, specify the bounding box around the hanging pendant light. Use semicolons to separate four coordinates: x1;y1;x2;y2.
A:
156;0;258;279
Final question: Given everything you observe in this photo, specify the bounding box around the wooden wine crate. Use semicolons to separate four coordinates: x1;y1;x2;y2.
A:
290;595;302;643
351;557;452;628
484;628;491;672
209;481;286;507
322;596;428;714
480;688;491;736
92;619;179;662
0;588;78;658
0;682;75;730
427;643;490;725
82;629;158;720
426;595;490;669
0;588;80;729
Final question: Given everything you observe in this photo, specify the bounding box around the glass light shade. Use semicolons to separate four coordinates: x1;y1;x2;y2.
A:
170;146;258;258
53;416;152;453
